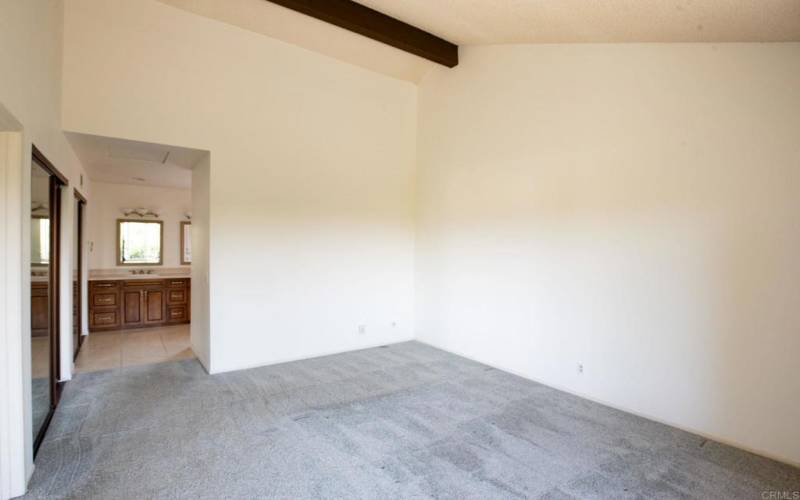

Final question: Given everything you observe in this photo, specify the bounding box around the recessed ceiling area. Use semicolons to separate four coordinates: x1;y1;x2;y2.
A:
65;132;207;189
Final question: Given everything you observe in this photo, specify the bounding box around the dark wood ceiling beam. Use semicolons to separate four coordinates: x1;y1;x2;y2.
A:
264;0;458;67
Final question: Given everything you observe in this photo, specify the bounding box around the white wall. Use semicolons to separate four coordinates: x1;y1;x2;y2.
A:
62;0;417;373
416;43;800;466
191;155;210;370
0;0;91;495
87;181;191;270
0;125;26;500
55;0;800;470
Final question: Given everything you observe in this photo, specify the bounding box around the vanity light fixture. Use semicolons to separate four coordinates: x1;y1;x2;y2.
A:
121;208;160;218
31;201;48;213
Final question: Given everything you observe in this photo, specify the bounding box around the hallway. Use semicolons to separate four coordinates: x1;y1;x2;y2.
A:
74;325;194;373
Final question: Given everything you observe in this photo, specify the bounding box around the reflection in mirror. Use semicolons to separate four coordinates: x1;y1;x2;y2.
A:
31;216;50;265
180;221;191;265
117;219;163;265
30;161;51;446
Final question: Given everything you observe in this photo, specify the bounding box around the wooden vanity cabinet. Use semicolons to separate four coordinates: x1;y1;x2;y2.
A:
89;278;190;332
31;282;50;336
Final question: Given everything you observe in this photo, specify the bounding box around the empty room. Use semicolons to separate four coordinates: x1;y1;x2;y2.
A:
0;0;798;499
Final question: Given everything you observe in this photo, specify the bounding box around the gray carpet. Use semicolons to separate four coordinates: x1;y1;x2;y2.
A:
25;341;799;499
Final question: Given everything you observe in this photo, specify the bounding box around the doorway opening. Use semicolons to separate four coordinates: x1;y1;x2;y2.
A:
64;132;206;373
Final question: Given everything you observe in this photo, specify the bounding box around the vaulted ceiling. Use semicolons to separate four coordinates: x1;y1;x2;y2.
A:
158;0;800;83
355;0;800;45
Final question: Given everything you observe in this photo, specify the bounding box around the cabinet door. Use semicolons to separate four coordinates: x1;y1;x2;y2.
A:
123;290;142;326
31;295;49;335
31;283;49;336
144;289;165;324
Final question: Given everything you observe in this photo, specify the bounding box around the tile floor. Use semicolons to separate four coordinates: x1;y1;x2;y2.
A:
74;324;194;373
31;336;50;378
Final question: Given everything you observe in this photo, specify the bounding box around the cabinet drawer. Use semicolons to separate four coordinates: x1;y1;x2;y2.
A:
91;309;119;328
167;279;189;288
123;280;163;288
92;292;118;307
167;289;187;305
166;306;188;323
91;280;120;290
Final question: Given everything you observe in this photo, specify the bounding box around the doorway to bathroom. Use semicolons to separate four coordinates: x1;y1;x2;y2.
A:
65;132;201;373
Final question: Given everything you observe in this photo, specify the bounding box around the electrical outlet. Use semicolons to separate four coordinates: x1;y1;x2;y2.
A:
577;363;584;374
358;325;366;335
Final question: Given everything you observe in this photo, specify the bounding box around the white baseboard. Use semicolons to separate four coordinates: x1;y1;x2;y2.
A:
207;336;416;375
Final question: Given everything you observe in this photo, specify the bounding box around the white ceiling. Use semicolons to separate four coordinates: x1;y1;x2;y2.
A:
158;0;437;83
65;132;207;190
159;0;799;83
356;0;800;45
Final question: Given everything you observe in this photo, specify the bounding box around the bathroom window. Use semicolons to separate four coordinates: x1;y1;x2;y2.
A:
117;220;163;265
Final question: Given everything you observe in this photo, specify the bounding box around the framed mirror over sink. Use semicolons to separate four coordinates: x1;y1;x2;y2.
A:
117;219;163;266
180;221;191;265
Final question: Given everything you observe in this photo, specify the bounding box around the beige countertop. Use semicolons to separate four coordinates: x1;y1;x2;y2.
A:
89;274;190;281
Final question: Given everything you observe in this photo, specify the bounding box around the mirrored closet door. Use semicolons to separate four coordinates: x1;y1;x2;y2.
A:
73;193;86;360
30;146;66;457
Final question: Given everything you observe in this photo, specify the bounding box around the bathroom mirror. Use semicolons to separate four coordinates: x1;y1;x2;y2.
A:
180;221;191;265
117;219;163;265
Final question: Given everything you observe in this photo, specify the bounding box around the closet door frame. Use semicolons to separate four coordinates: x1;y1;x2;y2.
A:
31;145;67;457
73;191;86;360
